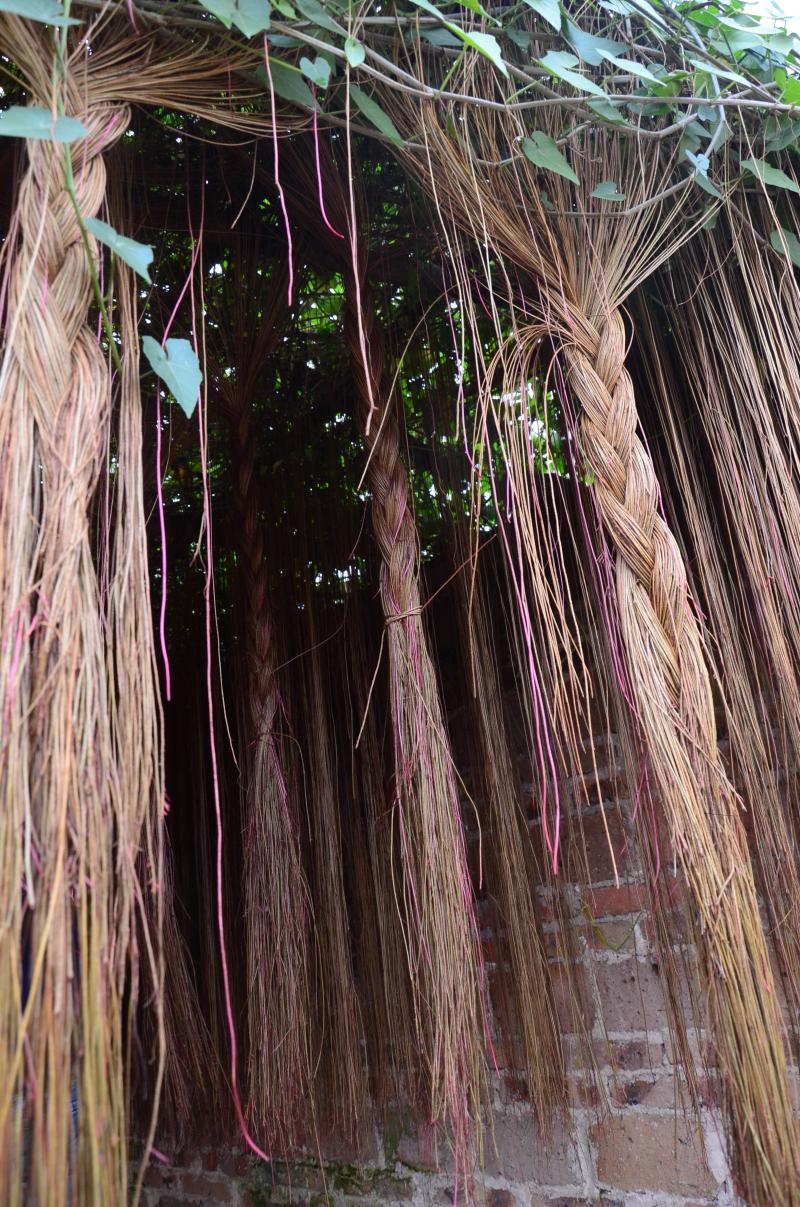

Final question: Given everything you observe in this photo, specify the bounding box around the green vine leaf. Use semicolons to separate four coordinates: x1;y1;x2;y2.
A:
350;85;404;145
775;67;800;105
587;97;628;125
599;50;661;85
263;58;320;110
409;0;507;76
456;30;507;76
142;337;203;420
344;36;365;67
0;0;78;23
0;105;87;142
740;157;800;195
591;180;625;200
522;131;579;185
770;226;800;267
201;0;271;36
300;54;331;87
522;0;561;32
540;50;605;96
687;57;749;87
564;18;623;65
85;218;154;284
693;170;722;198
765;118;800;155
295;0;343;34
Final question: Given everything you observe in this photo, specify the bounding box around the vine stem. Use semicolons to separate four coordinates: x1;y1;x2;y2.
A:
54;2;123;373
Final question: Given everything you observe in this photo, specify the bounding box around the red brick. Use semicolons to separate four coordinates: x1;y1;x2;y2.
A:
142;1166;178;1190
574;733;618;777
592;1115;715;1193
502;1074;529;1103
567;810;632;883
530;1198;596;1207
550;964;595;1034
541;928;564;960
584;917;640;954
567;1076;599;1108
581;882;647;918
486;1191;518;1207
317;1126;380;1164
601;1038;667;1071
593;958;669;1033
482;1114;580;1184
609;1072;682;1109
395;1120;448;1172
534;891;557;925
217;1151;250;1177
180;1172;233;1201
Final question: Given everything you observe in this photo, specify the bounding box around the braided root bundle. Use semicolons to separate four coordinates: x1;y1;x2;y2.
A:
343;267;486;1143
0;18;163;1205
565;307;800;1203
221;319;312;1148
344;590;417;1111
379;57;799;1200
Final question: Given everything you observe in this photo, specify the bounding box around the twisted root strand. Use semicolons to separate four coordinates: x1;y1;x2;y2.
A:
568;309;800;1206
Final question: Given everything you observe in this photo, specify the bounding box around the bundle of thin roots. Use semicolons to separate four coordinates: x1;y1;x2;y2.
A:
6;7;800;1206
0;12;307;1203
377;42;800;1205
0;20;161;1206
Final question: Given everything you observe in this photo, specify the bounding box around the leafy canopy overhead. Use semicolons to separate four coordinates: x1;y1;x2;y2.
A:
56;0;796;208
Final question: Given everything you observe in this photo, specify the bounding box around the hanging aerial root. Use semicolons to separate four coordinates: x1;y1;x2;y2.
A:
280;136;489;1146
295;576;365;1139
449;514;565;1122
0;16;160;1206
219;277;312;1150
631;260;800;1048
343;262;487;1149
565;307;800;1205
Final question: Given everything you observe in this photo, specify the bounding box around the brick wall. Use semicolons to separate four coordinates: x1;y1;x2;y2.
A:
139;730;795;1207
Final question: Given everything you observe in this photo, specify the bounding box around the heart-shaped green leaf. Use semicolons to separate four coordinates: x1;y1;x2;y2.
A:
263;58;320;110
741;157;800;195
201;0;270;36
300;54;331;88
409;0;507;76
539;50;605;96
201;0;235;27
295;0;342;34
231;0;271;36
564;18;623;65
600;50;661;85
522;131;579;185
344;36;365;67
142;337;202;419
85;218;154;284
523;0;561;31
591;180;625;201
0;0;79;25
0;106;87;142
770;226;800;267
350;86;403;146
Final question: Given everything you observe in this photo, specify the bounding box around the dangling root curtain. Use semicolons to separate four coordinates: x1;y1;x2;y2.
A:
2;3;800;1205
